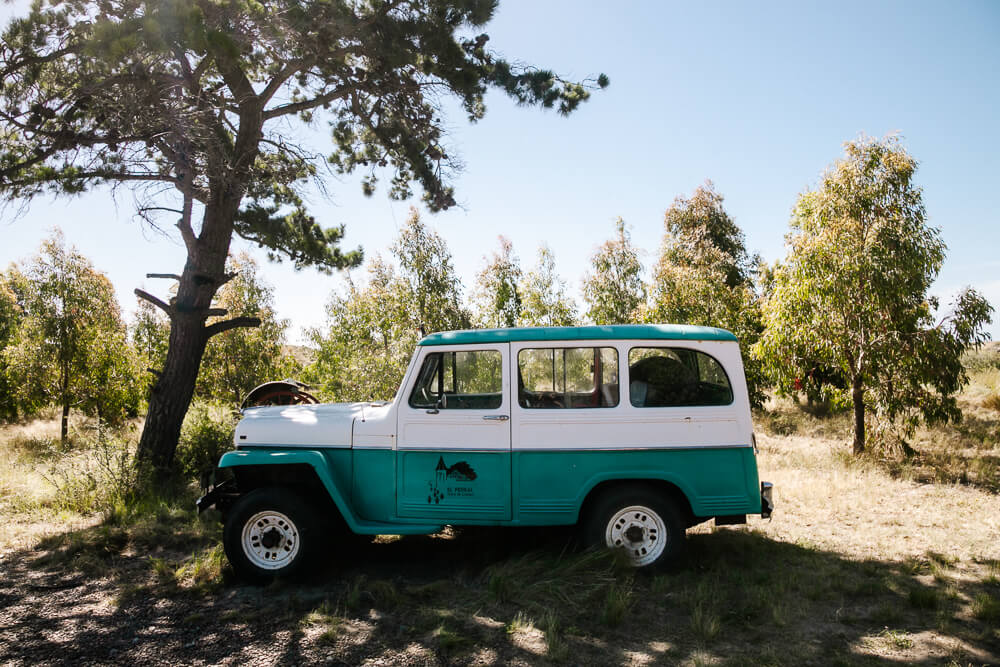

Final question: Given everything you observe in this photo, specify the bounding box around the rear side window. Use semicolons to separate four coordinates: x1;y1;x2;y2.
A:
518;347;619;408
628;347;733;407
409;350;503;409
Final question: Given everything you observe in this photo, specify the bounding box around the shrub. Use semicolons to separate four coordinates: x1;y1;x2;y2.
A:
44;426;137;515
175;402;235;482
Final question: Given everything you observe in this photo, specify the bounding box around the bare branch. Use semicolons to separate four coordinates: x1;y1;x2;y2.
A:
263;87;350;121
146;273;182;281
205;316;261;338
135;288;173;316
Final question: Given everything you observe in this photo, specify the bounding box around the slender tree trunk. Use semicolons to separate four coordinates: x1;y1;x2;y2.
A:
60;401;69;448
60;359;70;448
852;376;865;455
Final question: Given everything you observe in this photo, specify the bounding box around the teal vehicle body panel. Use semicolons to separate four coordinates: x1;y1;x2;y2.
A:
220;445;762;528
218;448;443;535
419;324;737;346
512;448;761;525
351;449;396;521
396;450;511;520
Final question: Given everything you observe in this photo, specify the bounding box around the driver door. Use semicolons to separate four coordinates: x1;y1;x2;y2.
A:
395;344;512;521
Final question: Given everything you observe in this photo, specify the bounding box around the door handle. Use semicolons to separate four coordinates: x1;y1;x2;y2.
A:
483;415;509;421
425;409;439;414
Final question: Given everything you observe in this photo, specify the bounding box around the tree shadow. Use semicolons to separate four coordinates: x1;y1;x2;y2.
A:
0;520;997;665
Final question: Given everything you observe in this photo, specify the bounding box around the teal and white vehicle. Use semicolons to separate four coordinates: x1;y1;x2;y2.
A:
199;324;773;581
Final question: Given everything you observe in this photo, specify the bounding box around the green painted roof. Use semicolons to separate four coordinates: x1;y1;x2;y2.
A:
418;324;738;346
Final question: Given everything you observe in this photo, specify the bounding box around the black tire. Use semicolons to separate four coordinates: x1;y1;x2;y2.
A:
223;487;319;583
583;485;686;568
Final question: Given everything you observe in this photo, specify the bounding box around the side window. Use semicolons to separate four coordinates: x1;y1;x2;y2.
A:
409;350;503;409
518;347;619;408
628;347;733;407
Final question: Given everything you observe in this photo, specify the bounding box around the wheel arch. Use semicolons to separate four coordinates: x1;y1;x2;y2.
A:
578;477;696;527
218;450;355;531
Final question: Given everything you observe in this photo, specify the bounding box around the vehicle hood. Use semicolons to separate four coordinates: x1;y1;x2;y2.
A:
234;402;373;448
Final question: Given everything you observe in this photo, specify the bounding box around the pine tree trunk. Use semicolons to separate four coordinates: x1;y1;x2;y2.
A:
852;377;865;455
134;204;237;483
133;100;261;488
135;311;210;474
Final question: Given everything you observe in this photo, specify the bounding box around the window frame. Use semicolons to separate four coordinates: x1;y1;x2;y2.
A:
516;345;620;410
626;345;734;408
407;348;505;411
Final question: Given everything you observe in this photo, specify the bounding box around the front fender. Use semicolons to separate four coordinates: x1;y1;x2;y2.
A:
218;449;360;529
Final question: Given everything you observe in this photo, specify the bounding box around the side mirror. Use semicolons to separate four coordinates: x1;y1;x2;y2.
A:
436;394;448;410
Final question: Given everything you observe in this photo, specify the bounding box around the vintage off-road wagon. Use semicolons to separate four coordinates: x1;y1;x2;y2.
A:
198;324;773;580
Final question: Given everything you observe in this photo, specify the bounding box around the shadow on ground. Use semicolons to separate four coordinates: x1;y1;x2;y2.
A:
1;518;998;666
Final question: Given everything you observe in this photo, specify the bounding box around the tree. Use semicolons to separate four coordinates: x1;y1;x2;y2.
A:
308;257;415;401
647;182;766;407
309;209;466;400
471;236;522;328
2;231;141;444
756;136;993;454
518;244;577;327
131;299;170;392
0;271;24;421
581;218;644;325
196;253;298;405
392;207;469;333
0;0;606;477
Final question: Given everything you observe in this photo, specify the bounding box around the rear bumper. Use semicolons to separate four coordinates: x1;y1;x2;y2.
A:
760;481;774;519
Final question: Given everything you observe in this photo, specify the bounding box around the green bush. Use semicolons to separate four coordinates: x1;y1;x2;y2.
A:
45;426;137;515
176;402;235;481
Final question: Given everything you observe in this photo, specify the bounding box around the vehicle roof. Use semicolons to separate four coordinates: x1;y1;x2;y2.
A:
418;324;738;346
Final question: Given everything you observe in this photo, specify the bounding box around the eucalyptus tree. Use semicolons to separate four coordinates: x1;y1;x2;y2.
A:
309;209;466;401
392;208;468;333
2;232;140;444
0;0;606;475
581;218;644;325
647;182;766;407
757;136;992;454
518;244;577;327
0;273;23;421
471;236;522;328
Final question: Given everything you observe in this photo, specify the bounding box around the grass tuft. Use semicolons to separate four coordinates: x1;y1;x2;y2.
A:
908;587;939;610
971;592;1000;623
690;601;721;641
541;610;569;662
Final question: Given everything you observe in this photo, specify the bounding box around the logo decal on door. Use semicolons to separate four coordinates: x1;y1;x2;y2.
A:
428;456;478;503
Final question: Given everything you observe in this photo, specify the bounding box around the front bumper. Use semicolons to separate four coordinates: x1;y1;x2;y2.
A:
196;478;237;514
760;481;774;519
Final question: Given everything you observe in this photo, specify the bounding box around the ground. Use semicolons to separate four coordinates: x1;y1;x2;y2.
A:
1;363;999;666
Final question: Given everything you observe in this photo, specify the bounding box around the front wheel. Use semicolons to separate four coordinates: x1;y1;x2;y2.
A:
585;487;686;568
223;487;318;582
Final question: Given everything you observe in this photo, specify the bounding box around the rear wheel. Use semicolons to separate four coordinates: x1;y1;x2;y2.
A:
224;487;318;582
585;486;686;568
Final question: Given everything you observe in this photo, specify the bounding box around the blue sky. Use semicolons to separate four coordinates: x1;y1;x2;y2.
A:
1;0;998;342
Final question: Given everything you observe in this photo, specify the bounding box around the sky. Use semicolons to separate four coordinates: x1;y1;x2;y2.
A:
1;0;998;344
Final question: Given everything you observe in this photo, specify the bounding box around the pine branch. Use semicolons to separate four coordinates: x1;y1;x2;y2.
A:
205;316;261;338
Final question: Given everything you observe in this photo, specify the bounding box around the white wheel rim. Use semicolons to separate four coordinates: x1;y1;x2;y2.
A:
605;505;667;567
242;510;300;570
